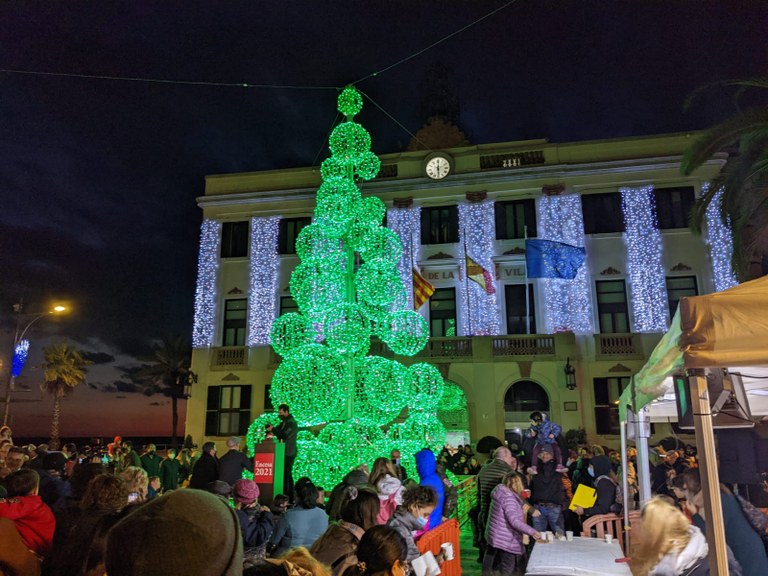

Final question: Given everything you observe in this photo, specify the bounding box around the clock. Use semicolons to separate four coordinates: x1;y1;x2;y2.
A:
424;153;452;180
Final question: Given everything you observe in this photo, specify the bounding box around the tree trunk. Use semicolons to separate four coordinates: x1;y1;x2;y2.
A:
50;394;62;450
171;395;178;449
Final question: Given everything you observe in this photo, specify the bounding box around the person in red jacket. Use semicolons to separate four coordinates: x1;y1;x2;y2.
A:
0;468;56;556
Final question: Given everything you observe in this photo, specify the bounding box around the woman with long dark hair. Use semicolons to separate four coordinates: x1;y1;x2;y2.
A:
269;479;328;556
342;525;409;576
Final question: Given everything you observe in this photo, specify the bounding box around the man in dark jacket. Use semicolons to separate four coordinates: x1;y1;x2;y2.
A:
266;404;298;500
189;442;219;490
475;446;518;561
218;436;254;486
140;444;163;479
529;444;566;534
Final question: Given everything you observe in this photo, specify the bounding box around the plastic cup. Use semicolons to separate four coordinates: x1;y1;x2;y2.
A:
605;534;613;544
440;543;454;561
566;531;574;541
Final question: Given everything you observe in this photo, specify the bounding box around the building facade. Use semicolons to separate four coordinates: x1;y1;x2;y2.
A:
185;132;732;450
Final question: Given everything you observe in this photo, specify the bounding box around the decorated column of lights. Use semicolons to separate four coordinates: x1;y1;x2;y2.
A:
387;206;421;309
247;216;281;346
247;87;447;489
703;184;739;292
458;201;501;335
621;186;668;332
12;339;30;378
536;194;594;333
192;219;222;347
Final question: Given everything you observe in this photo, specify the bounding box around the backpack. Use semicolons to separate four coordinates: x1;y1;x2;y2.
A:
595;475;623;515
377;491;399;525
734;492;768;554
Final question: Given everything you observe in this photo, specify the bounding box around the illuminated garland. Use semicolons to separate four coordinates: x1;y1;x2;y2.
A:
621;186;668;332
537;194;594;333
248;217;280;345
703;184;739;292
12;339;30;378
387;206;421;309
459;201;501;335
192;219;221;347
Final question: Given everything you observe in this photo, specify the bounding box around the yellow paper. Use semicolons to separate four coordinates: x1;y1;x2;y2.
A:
569;484;597;511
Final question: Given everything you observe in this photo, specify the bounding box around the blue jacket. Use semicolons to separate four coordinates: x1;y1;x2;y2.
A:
415;449;444;530
531;420;561;445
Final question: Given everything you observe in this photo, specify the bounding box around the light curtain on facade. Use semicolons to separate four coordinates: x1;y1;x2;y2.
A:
703;184;739;292
387;206;421;309
248;216;281;345
192;219;222;347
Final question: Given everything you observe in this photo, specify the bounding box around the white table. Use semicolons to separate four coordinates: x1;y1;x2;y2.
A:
525;537;631;576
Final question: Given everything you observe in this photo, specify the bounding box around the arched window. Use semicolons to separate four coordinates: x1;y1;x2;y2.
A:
504;380;549;413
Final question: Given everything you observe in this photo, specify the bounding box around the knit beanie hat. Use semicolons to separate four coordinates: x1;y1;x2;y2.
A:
105;489;243;576
233;479;259;505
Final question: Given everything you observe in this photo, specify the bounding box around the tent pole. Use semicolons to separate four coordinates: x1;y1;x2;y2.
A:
690;369;728;576
635;407;653;506
619;419;630;555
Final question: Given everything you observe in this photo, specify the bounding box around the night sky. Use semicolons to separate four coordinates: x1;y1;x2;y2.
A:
1;1;766;438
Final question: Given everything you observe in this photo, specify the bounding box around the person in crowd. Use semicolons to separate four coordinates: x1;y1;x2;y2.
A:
38;452;71;508
370;456;405;525
0;426;11;443
340;525;409;576
29;445;49;471
652;449;687;496
484;471;541;575
312;486;381;576
106;436;122;460
105;489;243;576
189;441;219;489
573;454;621;519
207;480;234;503
0;439;12;470
526;411;568;474
176;447;192;484
0;516;42;576
245;547;333;576
387;485;448;566
219;436;255;486
232;479;274;558
390;449;408;482
477;446;518;547
435;462;458;520
80;509;133;576
270;494;290;520
61;443;78;478
0;469;55;557
327;465;371;521
160;447;180;492
120;441;142;470
529;444;566;536
266;404;298;500
415;448;445;530
1;446;26;478
120;466;148;504
146;476;161;500
269;479;328;556
683;468;768;576
139;443;163;479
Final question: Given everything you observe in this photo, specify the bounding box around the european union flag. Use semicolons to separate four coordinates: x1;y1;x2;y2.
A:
525;239;586;279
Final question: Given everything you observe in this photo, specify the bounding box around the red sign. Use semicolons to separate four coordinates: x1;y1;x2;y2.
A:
253;453;275;483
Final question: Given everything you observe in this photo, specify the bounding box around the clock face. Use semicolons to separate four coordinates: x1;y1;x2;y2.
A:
425;156;451;180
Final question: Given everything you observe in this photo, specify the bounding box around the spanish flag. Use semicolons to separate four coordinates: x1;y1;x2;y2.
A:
413;267;435;310
466;255;496;295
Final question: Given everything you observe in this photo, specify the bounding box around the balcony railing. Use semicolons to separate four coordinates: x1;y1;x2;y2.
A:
211;346;249;369
492;335;556;356
594;333;643;358
417;337;473;359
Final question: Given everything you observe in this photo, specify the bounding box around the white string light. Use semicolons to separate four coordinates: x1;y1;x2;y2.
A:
192;219;221;347
387;206;421;309
621;186;668;332
537;194;594;334
248;217;281;346
703;184;739;292
459;201;501;335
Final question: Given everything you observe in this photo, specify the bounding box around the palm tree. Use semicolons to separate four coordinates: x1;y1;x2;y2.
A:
41;343;91;450
681;76;768;280
148;336;192;448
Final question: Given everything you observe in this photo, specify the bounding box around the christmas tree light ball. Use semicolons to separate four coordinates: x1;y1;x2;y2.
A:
406;363;444;411
316;195;359;239
356;356;410;417
439;381;467;412
269;312;315;356
329;122;371;160
294;439;340;490
355;260;401;306
295;223;343;263
337;86;363;117
355;150;381;181
401;412;447;451
321;156;350;181
358;227;403;265
323;303;371;355
316;176;359;202
246;413;280;456
378;310;430;356
355;196;386;228
290;261;345;318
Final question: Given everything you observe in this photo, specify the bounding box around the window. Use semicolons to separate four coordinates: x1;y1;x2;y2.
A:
421;206;459;244
279;296;299;315
593;377;630;435
505;284;536;334
666;276;697;317
596;280;629;333
582;193;625;234
654;187;695;230
495;199;537;239
429;288;457;337
221;221;249;258
278;217;311;255
222;299;247;346
205;385;252;436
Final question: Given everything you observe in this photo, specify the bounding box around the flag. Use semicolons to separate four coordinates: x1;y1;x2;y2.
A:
413;267;435;309
465;255;496;295
525;239;586;279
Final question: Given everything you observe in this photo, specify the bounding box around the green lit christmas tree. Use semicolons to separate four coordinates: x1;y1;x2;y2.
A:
246;87;447;488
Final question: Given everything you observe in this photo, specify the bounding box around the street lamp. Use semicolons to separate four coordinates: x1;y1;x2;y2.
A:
564;357;577;390
2;302;68;427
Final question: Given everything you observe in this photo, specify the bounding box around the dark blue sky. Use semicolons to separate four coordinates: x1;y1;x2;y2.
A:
0;1;766;434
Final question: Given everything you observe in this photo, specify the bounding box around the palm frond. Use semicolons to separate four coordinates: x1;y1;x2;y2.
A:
684;76;768;110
